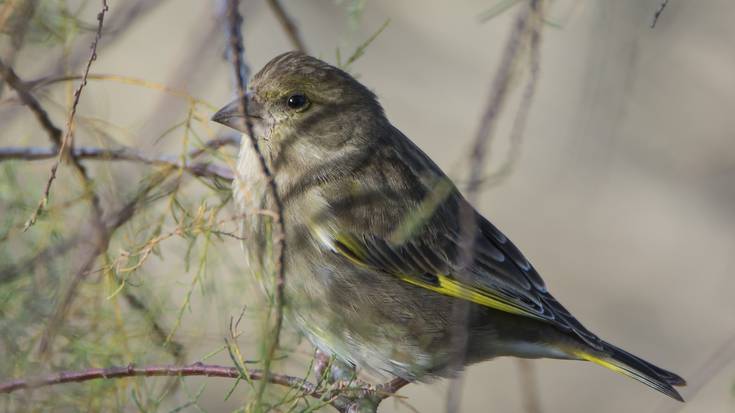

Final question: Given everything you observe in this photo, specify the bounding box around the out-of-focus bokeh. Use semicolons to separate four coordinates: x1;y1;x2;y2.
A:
1;1;733;412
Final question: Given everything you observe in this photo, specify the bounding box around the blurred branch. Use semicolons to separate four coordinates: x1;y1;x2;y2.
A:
447;1;546;412
0;0;112;360
123;292;185;362
0;235;82;285
226;0;288;389
656;331;735;413
0;58;63;144
339;19;389;69
517;360;542;413
37;167;182;358
266;0;307;52
0;134;239;285
0;138;238;181
651;0;670;28
479;0;542;189
0;0;38;97
24;73;215;108
47;0;169;76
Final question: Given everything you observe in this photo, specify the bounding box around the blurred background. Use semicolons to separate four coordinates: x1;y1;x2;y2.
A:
1;0;734;412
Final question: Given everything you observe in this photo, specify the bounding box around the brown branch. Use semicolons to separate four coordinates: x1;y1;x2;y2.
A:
0;363;348;409
446;1;545;412
651;0;670;28
226;0;287;378
265;0;307;52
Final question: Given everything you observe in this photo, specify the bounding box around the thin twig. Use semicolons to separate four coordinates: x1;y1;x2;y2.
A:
651;0;670;28
265;0;307;52
0;363;347;409
226;0;287;382
25;0;109;231
446;1;545;412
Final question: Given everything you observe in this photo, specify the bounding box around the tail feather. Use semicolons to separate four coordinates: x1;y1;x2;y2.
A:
575;341;685;402
604;342;686;387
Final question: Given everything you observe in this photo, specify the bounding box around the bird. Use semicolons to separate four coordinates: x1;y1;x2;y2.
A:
212;51;685;402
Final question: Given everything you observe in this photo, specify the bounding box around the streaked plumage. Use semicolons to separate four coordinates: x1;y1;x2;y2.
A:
212;51;685;401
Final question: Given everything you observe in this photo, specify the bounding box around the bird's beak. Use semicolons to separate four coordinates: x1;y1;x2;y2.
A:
211;93;264;132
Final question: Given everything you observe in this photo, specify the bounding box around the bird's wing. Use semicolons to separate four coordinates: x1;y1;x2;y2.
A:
317;211;604;351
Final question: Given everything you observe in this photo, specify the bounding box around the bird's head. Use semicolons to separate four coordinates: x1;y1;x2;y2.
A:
212;52;385;168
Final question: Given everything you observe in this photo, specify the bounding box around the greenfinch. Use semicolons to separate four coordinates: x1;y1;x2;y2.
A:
212;51;685;401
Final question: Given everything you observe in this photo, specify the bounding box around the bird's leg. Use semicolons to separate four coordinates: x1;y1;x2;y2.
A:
313;347;331;383
313;348;357;384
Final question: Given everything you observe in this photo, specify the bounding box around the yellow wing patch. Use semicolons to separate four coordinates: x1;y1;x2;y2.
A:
397;273;544;320
328;231;544;321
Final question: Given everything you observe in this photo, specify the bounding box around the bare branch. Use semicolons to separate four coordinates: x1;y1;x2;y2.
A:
651;0;670;28
266;0;307;52
225;0;287;375
0;363;325;401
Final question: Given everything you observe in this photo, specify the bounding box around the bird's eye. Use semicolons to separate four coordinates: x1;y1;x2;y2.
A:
286;93;309;110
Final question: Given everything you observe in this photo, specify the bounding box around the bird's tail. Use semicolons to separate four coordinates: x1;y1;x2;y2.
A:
574;341;686;402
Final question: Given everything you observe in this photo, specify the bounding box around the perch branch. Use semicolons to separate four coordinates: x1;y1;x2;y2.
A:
0;363;349;410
